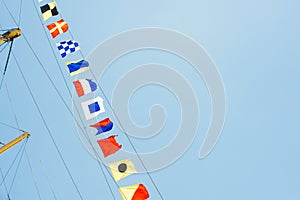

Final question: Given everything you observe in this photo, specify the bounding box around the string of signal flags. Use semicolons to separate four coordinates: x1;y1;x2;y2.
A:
37;1;150;199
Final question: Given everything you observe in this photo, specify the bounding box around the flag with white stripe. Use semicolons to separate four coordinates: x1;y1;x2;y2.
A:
73;79;97;97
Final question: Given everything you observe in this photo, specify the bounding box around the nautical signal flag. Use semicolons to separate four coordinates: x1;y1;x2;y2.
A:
66;60;89;76
119;184;150;200
81;97;105;120
97;135;122;158
90;118;113;135
73;79;97;97
109;159;136;182
47;19;68;38
40;2;58;21
56;40;80;58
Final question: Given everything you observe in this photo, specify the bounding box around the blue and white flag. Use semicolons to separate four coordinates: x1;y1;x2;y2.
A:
66;60;89;76
73;79;97;97
81;97;105;120
56;40;80;58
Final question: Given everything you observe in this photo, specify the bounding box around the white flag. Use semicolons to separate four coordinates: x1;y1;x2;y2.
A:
81;97;105;120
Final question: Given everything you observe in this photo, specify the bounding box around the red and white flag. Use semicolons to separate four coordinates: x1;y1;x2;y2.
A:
46;19;68;38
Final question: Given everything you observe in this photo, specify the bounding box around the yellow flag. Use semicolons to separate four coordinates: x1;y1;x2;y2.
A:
109;159;136;182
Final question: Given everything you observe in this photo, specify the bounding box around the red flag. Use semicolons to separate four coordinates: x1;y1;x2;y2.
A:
132;184;150;200
46;19;68;38
97;135;122;157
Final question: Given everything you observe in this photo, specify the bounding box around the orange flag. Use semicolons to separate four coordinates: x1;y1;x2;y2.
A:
97;135;122;157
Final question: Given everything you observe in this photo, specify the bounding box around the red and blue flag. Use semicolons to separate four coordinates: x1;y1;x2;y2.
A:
90;118;113;135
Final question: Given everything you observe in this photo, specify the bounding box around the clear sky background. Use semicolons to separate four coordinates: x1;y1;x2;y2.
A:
0;0;300;199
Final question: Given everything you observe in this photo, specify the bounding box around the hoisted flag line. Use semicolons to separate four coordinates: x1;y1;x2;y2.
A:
28;2;117;199
34;0;164;200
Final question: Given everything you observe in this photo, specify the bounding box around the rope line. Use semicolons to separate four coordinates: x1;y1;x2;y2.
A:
4;81;20;129
8;138;28;194
3;80;43;199
12;52;85;200
21;29;120;199
0;138;26;187
24;151;43;200
0;0;18;26
0;43;9;56
29;143;60;200
0;122;24;132
17;0;23;27
0;40;14;91
16;36;119;198
0;168;11;200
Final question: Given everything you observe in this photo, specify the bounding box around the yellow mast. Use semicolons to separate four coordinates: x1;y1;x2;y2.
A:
0;132;30;155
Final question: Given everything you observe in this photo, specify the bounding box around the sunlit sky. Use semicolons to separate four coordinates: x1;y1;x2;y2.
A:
0;0;300;199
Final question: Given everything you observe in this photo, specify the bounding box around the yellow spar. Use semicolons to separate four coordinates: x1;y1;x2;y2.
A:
0;28;21;44
0;132;30;155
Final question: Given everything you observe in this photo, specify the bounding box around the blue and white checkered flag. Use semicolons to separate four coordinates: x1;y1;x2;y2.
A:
56;40;80;58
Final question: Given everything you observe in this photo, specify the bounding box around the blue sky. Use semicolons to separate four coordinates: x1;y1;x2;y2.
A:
0;0;300;199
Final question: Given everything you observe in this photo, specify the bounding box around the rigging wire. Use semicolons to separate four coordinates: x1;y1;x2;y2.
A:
0;42;7;49
0;121;24;132
4;81;20;129
12;52;85;200
13;40;118;199
4;81;45;200
1;7;112;200
8;138;28;195
0;168;11;200
20;31;119;199
24;152;43;200
30;142;62;200
0;138;26;187
0;43;9;55
0;2;47;200
4;3;119;195
19;3;119;197
17;0;23;27
0;0;18;26
0;40;14;91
